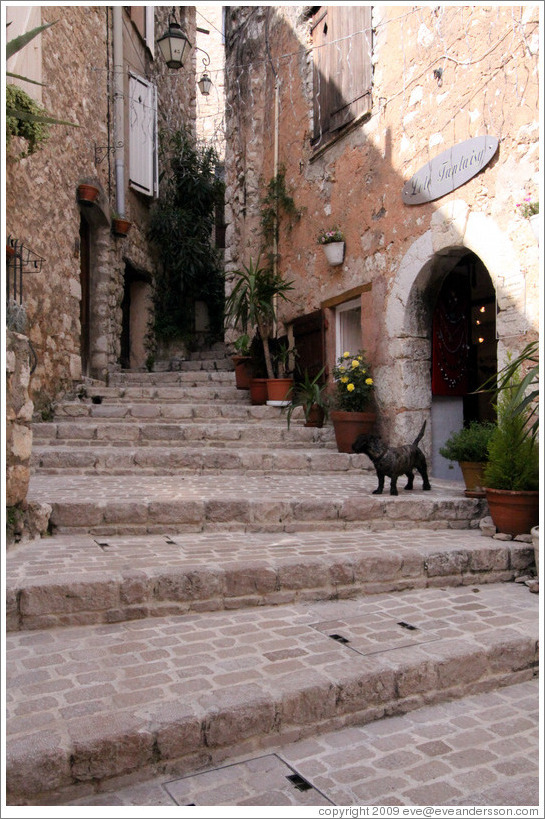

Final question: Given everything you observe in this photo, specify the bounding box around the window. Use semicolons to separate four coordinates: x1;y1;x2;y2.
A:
128;6;155;56
311;6;372;144
129;73;158;197
336;298;362;360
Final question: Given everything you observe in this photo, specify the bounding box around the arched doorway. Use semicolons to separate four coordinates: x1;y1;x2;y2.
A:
120;262;152;370
431;250;497;479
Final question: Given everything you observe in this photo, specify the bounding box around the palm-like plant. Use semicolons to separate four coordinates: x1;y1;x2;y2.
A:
6;21;78;155
479;340;539;442
224;257;295;380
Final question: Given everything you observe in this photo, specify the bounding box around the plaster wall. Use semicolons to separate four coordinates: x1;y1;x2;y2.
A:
224;4;540;441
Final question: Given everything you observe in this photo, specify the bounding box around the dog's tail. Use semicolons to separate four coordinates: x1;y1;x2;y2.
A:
414;420;426;446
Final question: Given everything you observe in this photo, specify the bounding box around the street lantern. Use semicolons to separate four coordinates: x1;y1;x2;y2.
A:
198;72;212;96
157;8;191;70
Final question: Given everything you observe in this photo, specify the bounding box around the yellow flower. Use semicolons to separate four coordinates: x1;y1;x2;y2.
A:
351;359;359;369
341;376;349;383
365;378;373;385
343;351;350;358
347;383;355;392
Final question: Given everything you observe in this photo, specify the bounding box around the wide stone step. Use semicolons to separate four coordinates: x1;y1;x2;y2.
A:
27;473;487;536
31;420;334;450
5;529;535;631
41;402;297;422
5;582;538;804
56;383;250;408
31;444;368;475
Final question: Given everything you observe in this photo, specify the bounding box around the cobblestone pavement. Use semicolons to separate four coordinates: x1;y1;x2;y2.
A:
62;678;540;808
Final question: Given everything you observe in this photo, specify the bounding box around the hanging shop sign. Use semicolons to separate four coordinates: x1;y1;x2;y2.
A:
402;135;499;205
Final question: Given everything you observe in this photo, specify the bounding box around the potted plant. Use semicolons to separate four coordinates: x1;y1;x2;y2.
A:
318;227;345;266
330;350;376;452
483;354;539;536
224;256;295;390
439;420;496;497
284;366;329;429
78;183;100;205
231;334;253;390
267;340;297;405
112;212;132;237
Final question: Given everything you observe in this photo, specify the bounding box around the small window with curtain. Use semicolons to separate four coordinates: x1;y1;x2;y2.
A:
311;6;373;146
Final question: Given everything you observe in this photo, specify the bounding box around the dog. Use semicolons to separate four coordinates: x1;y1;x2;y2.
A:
352;421;431;496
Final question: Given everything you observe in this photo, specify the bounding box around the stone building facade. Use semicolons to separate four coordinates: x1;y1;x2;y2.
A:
223;4;540;476
5;5;198;411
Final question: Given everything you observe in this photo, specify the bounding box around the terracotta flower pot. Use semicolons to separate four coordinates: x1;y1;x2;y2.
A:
459;461;486;498
249;378;268;405
232;356;253;390
330;410;376;453
304;404;325;428
484;487;539;537
78;183;100;205
266;378;294;405
112;217;131;237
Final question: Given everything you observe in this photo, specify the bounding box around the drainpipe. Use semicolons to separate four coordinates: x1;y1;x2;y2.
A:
113;6;125;217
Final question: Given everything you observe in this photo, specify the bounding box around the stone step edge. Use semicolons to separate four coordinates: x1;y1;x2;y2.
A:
7;541;534;632
43;495;488;536
6;633;538;805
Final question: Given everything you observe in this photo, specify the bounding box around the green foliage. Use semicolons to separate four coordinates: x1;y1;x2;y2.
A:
483;366;539;491
332;351;374;412
284;366;329;429
260;166;301;264
6;84;49;156
224;257;295;379
6;22;78;158
439;421;496;463
148;129;225;343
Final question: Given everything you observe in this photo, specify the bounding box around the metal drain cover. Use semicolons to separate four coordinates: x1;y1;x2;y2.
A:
311;612;438;656
163;754;333;806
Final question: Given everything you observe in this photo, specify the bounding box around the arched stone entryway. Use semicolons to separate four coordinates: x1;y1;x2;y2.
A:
381;200;530;479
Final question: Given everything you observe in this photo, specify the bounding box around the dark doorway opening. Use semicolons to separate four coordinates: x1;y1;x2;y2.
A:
120;263;152;370
79;216;91;376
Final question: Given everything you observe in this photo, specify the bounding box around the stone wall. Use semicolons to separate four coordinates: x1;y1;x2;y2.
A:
224;5;540;439
6;6;196;407
5;330;51;546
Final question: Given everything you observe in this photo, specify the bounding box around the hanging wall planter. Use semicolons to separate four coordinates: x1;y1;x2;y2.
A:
323;241;345;266
77;183;100;206
112;217;132;237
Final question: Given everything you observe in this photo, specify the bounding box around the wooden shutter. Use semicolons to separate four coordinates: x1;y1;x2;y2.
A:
129;73;158;197
312;6;372;140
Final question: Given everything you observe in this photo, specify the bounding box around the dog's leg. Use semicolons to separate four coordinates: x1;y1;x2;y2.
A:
420;466;431;491
404;471;414;490
389;476;399;496
372;473;385;494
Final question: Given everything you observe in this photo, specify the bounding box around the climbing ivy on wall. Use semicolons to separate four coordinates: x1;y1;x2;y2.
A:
148;128;225;345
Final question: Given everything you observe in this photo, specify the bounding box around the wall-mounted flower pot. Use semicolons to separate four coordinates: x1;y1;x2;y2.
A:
6;244;16;259
323;242;345;266
529;214;539;241
112;217;132;237
77;183;100;206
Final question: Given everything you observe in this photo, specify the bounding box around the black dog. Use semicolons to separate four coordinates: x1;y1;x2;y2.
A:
352;421;431;496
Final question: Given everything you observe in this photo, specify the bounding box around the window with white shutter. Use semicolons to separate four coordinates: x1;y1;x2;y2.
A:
129;72;158;197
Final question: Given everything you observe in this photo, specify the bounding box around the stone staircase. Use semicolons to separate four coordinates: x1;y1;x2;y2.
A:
5;347;538;805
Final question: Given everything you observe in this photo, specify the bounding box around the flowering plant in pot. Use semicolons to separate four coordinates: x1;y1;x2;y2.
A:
317;227;345;265
330;351;375;452
439;420;496;497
